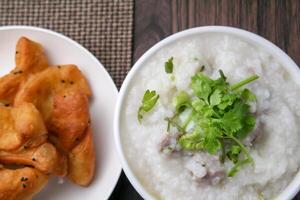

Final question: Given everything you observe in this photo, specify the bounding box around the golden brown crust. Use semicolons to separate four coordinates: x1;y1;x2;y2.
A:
14;65;91;116
0;74;25;105
68;126;95;186
0;37;49;105
50;93;90;151
1;37;96;190
15;37;49;73
0;143;68;177
0;103;47;151
14;65;91;107
0;167;48;200
14;65;92;152
0;37;50;199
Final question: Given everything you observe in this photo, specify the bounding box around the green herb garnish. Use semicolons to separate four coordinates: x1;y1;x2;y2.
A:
167;70;259;176
164;57;174;73
138;90;159;123
172;91;190;112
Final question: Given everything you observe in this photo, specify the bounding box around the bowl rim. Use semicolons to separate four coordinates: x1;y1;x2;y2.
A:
114;25;300;200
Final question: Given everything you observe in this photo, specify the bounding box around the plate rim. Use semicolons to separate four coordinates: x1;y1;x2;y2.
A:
0;25;122;200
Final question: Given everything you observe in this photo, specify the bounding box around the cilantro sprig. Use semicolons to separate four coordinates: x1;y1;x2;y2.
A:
137;90;159;123
137;57;259;177
168;70;259;176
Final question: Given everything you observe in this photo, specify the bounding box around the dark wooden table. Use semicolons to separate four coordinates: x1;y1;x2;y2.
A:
110;0;300;199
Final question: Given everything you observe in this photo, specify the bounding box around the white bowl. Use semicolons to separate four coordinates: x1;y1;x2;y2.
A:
114;26;300;200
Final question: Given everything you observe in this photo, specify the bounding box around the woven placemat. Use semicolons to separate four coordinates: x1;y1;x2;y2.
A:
0;0;133;88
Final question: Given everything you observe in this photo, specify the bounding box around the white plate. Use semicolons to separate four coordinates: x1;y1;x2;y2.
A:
0;26;121;200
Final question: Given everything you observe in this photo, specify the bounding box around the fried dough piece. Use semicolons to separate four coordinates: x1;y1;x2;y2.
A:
0;167;48;200
0;103;47;151
15;37;49;72
14;65;95;186
0;143;67;176
0;74;24;105
50;93;90;151
68;126;95;186
0;37;49;104
15;65;91;151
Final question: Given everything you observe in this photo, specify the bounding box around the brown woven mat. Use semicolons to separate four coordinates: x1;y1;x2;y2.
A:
0;0;133;88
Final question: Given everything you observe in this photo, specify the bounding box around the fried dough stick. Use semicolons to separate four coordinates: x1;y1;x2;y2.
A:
68;126;95;186
0;143;67;177
0;103;47;151
0;37;49;105
15;65;95;186
15;65;91;151
0;167;48;200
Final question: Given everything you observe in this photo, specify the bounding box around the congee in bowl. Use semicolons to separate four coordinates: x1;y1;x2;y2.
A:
119;30;300;200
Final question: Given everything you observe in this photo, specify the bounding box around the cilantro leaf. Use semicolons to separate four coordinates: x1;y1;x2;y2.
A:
190;73;214;103
241;88;257;101
217;94;237;110
218;100;256;139
164;57;174;74
191;99;206;112
209;89;222;106
138;90;159;123
203;127;222;154
235;115;256;139
227;145;241;163
219;101;249;134
193;103;215;118
179;132;204;150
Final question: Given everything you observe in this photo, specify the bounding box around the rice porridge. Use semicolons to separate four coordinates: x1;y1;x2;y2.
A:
121;33;300;200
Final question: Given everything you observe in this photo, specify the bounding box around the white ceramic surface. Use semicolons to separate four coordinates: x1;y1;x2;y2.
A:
114;26;300;200
0;26;121;200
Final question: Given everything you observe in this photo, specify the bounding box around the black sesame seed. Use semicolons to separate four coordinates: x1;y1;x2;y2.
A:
75;138;79;141
16;51;19;54
21;177;25;181
63;95;66;98
61;80;65;83
32;158;36;161
18;70;23;74
22;184;26;188
57;65;61;68
24;178;28;181
4;104;9;107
